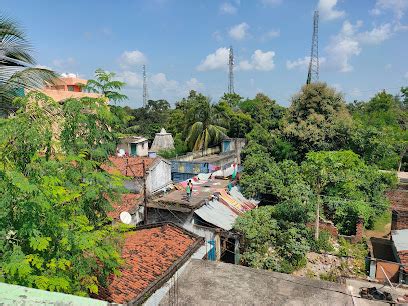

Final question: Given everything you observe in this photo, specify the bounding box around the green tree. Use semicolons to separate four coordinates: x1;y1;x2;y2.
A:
283;83;353;156
239;93;285;130
185;96;227;152
126;99;171;139
61;97;119;160
301;150;396;236
350;90;408;171
0;94;125;296
0;16;56;115
82;69;127;103
234;206;309;273
216;100;253;138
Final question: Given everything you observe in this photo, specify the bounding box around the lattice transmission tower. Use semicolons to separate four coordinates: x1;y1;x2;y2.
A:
306;10;319;84
228;46;234;94
142;64;148;107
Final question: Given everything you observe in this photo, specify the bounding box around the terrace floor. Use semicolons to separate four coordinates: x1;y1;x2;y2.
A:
150;179;230;211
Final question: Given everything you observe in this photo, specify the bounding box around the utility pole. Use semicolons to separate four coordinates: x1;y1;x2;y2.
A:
228;46;234;94
125;158;148;225
142;159;148;224
142;64;148;107
306;10;319;85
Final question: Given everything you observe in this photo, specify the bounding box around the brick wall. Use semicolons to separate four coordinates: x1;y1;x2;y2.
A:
392;210;408;230
306;220;338;237
397;251;408;272
352;218;364;243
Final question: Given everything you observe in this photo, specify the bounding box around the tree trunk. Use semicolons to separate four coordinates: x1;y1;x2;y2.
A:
398;147;406;172
315;195;320;241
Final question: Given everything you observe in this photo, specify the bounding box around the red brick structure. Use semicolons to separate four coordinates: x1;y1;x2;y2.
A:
352;218;364;243
388;190;408;230
96;223;203;305
307;218;364;242
306;220;338;237
101;156;156;178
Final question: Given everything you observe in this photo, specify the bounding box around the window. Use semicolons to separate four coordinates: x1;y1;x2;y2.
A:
67;85;75;91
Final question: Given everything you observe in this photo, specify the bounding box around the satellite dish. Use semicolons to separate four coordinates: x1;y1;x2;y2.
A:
120;211;132;224
118;149;125;157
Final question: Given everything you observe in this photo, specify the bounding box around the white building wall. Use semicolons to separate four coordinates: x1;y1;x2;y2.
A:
146;160;172;195
137;141;149;157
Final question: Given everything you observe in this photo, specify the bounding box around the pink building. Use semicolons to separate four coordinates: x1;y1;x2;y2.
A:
40;76;101;102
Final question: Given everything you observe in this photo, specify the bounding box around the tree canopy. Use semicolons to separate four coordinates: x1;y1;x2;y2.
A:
0;93;126;296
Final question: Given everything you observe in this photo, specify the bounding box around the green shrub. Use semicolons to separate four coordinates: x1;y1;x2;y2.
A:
308;230;334;253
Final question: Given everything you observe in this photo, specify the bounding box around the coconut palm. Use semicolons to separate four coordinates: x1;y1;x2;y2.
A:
185;96;227;153
81;68;127;103
0;16;56;114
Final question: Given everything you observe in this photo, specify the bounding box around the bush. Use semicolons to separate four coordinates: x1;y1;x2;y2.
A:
234;206;310;273
308;230;334;253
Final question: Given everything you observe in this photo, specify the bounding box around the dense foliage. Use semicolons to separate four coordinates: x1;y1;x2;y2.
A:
0;93;126;296
0;16;56;115
235;206;309;273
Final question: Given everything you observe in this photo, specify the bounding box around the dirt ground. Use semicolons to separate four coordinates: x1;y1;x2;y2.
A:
365;222;391;240
293;252;364;281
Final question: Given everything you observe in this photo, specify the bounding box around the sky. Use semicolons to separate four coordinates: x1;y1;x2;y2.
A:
1;0;408;108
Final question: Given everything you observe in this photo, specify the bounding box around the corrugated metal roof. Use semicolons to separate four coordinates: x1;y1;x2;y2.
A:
392;229;408;252
229;186;259;207
195;199;238;230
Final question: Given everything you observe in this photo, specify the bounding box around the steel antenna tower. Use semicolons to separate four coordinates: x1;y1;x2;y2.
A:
142;64;148;107
306;10;319;85
228;46;234;94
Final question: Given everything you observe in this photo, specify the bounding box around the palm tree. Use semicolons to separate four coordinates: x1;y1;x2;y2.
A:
185;96;227;153
81;68;127;103
0;16;56;114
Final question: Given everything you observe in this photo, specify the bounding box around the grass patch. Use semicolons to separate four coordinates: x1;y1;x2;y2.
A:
371;211;391;232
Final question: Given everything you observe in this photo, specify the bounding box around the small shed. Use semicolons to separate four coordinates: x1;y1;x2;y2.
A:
117;136;149;157
150;128;175;152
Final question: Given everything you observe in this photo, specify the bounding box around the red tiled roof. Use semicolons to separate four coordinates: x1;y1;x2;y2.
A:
97;224;202;304
101;156;156;178
108;194;142;220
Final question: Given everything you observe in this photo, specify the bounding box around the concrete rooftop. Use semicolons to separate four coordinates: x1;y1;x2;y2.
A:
160;260;354;306
152;179;229;211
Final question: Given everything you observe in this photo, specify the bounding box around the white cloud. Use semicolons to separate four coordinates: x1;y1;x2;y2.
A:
286;56;327;70
60;72;78;78
119;50;147;68
197;47;229;71
261;29;280;41
212;30;223;42
325;21;362;72
370;0;408;20
286;57;310;70
185;78;205;92
150;73;179;93
350;88;362;97
318;0;345;21
228;22;249;40
220;2;237;14
260;0;282;6
238;50;275;71
117;71;143;88
325;20;394;72
358;23;393;44
52;57;76;68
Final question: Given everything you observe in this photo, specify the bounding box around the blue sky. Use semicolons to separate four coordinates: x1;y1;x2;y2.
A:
1;0;408;107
